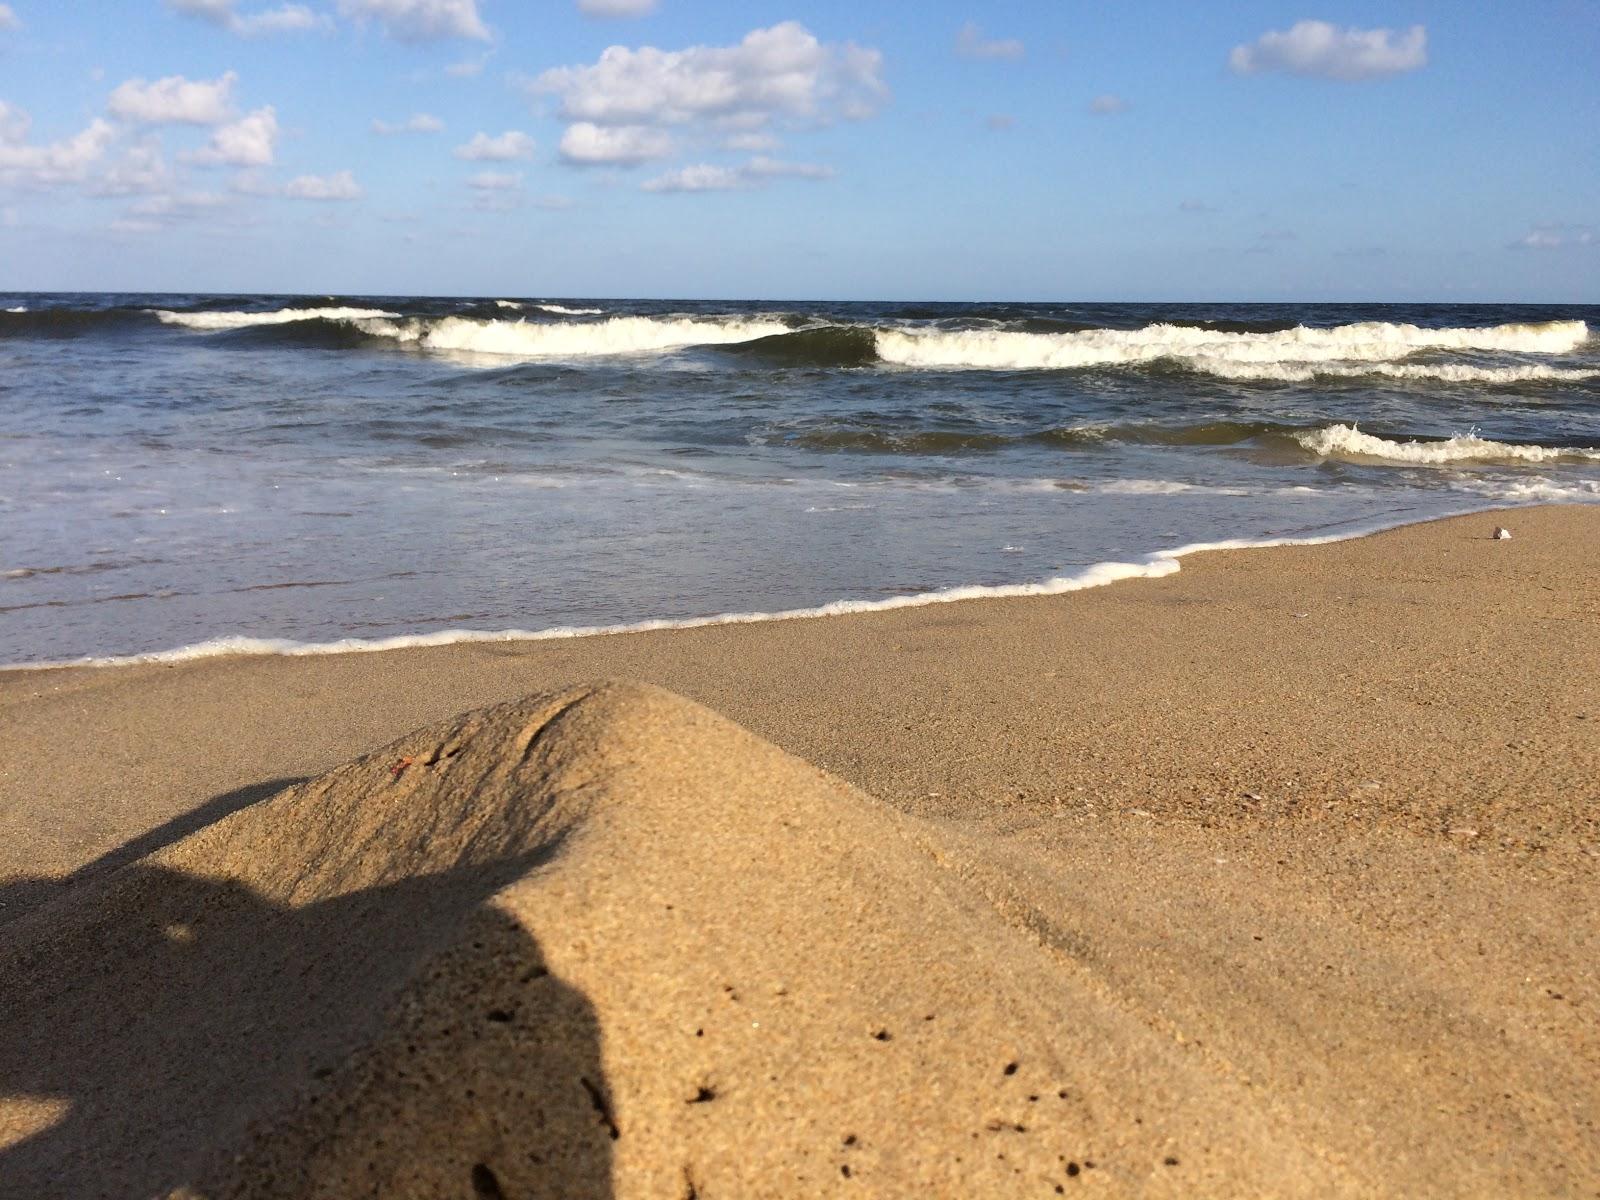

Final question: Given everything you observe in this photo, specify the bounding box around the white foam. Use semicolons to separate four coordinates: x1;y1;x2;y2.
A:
494;300;523;310
536;303;604;316
154;306;400;330
4;306;25;313
359;314;790;359
1295;423;1600;465
1199;361;1599;385
875;319;1590;371
1449;477;1600;503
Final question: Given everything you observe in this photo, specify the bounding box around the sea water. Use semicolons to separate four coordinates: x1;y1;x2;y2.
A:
2;295;1596;666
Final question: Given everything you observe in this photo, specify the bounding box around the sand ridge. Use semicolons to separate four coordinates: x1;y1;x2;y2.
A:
3;681;1353;1198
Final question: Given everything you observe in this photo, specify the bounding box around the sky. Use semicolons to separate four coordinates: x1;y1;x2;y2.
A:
0;0;1595;300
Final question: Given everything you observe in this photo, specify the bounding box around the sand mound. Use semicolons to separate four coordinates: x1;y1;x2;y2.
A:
0;682;1515;1197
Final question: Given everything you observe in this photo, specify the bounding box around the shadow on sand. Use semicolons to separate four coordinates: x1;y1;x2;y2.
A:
0;782;615;1198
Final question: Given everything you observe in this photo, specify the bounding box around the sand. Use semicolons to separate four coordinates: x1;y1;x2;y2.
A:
1;505;1597;1196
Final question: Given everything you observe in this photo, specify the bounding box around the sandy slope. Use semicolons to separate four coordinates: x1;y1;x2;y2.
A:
2;681;1596;1197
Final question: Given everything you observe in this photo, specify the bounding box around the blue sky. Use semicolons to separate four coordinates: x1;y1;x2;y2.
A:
0;0;1595;300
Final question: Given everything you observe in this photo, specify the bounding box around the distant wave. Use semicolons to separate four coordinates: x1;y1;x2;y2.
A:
154;306;401;330
535;303;605;316
1296;422;1600;465
1199;361;1598;385
4;305;24;313
875;319;1590;371
359;313;790;357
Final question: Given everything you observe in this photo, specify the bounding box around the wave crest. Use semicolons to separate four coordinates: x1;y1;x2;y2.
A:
154;306;401;330
1295;423;1600;465
360;314;791;358
875;319;1590;372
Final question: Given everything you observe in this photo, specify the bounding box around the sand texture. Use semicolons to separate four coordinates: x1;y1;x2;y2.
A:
1;506;1598;1196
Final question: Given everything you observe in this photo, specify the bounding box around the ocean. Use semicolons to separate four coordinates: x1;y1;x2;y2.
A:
2;294;1596;667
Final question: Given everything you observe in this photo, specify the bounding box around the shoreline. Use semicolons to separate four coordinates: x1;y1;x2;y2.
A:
4;503;1596;882
5;497;1568;673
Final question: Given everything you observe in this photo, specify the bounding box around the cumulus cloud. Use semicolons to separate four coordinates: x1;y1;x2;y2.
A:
578;0;657;16
641;163;742;193
285;169;362;199
0;103;117;187
1088;94;1128;115
1509;223;1595;250
558;121;673;164
0;5;20;31
723;130;779;151
642;155;834;192
186;106;279;166
742;155;834;180
453;130;536;160
955;21;1023;60
111;189;228;233
467;170;521;190
1229;20;1426;81
532;22;887;130
166;0;332;36
108;72;237;125
93;140;174;196
336;0;488;41
372;112;443;134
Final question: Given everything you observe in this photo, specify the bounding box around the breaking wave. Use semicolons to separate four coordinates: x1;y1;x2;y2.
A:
154;306;401;330
358;313;791;358
874;319;1589;372
535;303;604;316
1295;423;1600;465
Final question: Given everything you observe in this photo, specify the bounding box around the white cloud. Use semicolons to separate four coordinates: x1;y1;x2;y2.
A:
1229;20;1426;81
93;140;174;195
533;193;575;210
1088;94;1128;115
723;130;780;151
1509;223;1595;251
0;5;21;31
558;121;673;164
578;0;657;17
955;21;1023;60
186;106;278;166
0;103;117;187
468;170;521;190
533;22;887;129
285;168;362;200
454;130;536;161
167;0;332;36
742;155;833;180
642;155;834;193
641;163;743;193
372;112;444;134
112;189;228;232
445;56;486;77
108;72;237;125
337;0;488;41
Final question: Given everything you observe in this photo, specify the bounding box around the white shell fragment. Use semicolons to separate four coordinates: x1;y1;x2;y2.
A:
1493;526;1512;540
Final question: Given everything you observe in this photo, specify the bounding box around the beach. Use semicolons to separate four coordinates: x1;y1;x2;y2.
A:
3;505;1596;1196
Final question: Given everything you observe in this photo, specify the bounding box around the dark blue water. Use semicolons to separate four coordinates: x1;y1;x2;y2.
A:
2;294;1596;665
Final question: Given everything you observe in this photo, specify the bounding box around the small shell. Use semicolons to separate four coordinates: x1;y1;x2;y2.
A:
1492;526;1512;540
